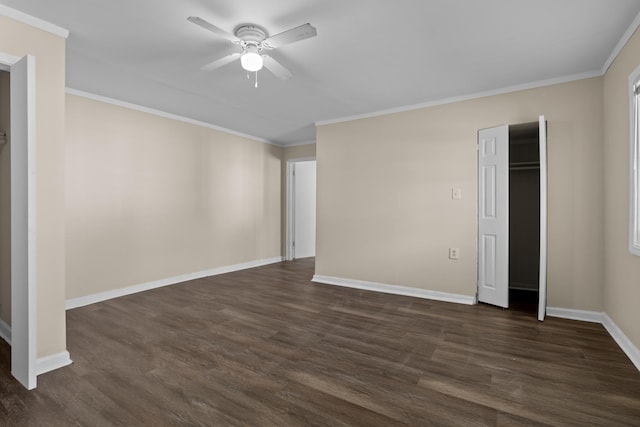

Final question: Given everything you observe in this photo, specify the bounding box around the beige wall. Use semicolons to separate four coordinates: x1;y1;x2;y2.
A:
603;28;640;350
65;94;282;299
317;77;604;311
282;143;316;162
281;143;316;255
0;71;9;325
0;16;67;358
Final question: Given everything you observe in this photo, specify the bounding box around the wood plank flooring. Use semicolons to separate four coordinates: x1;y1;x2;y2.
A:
1;258;640;426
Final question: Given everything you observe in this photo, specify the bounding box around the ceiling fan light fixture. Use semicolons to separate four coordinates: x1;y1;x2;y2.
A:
241;46;263;72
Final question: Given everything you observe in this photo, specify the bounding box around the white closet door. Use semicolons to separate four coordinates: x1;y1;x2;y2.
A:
478;125;509;308
538;116;548;321
293;161;316;258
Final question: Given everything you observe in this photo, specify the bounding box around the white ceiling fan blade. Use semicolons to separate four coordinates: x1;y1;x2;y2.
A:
263;55;293;80
187;16;238;43
263;23;317;49
201;52;241;71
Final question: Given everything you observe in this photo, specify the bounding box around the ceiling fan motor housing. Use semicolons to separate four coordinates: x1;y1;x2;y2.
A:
235;25;268;45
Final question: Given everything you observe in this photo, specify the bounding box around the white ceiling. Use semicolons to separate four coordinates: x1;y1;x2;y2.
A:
2;0;640;146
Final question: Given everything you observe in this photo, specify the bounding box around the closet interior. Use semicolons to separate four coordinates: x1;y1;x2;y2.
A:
508;122;541;312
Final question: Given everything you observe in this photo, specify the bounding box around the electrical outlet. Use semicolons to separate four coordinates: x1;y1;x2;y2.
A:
449;247;460;259
452;188;462;200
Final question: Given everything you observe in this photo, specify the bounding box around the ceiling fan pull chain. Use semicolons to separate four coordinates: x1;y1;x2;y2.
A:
255;71;259;88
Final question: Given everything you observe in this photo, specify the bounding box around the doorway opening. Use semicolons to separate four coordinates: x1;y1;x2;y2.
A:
509;122;541;314
477;116;547;320
286;158;316;260
0;70;9;343
0;53;37;389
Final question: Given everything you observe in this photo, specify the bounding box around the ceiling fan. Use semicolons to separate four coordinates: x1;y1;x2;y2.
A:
187;16;317;84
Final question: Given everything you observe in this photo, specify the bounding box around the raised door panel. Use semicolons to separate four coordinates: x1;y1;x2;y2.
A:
478;126;509;308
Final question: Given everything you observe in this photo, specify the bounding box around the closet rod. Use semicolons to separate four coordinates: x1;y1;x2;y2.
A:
510;166;540;171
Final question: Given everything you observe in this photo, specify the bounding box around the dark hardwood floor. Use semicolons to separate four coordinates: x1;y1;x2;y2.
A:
1;258;640;426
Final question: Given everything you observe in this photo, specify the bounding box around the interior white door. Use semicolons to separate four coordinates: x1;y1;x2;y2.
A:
10;55;37;389
538;116;548;321
292;160;316;258
478;125;509;308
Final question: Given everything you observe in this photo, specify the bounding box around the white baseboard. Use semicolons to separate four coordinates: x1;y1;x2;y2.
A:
36;351;72;376
64;261;640;374
66;257;284;310
307;281;640;372
312;275;476;305
1;320;73;378
0;318;10;345
602;313;640;371
548;307;640;371
547;307;604;323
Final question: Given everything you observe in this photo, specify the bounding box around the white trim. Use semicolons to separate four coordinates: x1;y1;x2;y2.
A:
66;257;284;310
65;88;274;146
602;313;640;371
544;308;640;371
36;351;72;376
0;53;20;68
316;71;600;127
9;54;38;390
0;5;69;39
547;307;604;323
284;140;316;148
629;64;640;256
312;275;476;305
538;115;548;321
0;318;10;345
603;10;640;74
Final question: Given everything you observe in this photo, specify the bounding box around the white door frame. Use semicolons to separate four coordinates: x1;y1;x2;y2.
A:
537;116;548;321
286;156;316;261
477;117;548;320
0;52;37;389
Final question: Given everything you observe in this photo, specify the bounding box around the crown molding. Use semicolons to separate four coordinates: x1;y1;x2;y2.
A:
603;9;640;74
66;88;275;145
316;70;601;127
0;5;69;39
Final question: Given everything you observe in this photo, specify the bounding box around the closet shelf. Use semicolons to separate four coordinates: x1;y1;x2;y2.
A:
510;161;540;171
